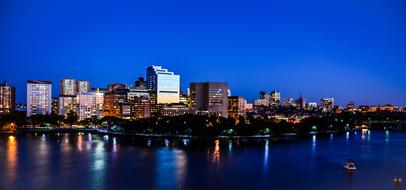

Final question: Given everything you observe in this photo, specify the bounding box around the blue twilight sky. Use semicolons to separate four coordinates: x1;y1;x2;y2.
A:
1;0;406;106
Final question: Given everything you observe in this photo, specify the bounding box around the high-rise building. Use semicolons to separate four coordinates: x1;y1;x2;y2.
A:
60;78;77;96
103;85;129;118
0;82;16;115
146;66;180;104
76;92;104;120
58;96;76;117
321;98;334;112
60;78;91;95
77;80;91;94
189;82;229;117
228;96;247;118
270;90;281;106
130;97;151;119
27;80;52;117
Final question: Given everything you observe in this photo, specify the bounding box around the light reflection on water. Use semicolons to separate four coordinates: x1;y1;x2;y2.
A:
92;140;107;189
263;139;269;171
6;136;17;184
155;149;187;189
1;131;405;190
213;140;221;167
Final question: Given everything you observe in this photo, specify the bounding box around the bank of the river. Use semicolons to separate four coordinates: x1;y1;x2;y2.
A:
0;127;361;143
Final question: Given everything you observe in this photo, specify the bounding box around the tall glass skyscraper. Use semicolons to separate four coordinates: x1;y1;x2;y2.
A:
146;66;180;104
27;80;52;117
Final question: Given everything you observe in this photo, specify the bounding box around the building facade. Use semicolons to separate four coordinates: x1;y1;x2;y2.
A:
76;93;104;120
228;96;247;118
160;104;196;117
27;80;52;117
0;82;16;115
146;65;180;104
103;85;129;118
77;80;91;94
189;82;229;117
58;96;77;118
321;98;335;112
60;78;77;96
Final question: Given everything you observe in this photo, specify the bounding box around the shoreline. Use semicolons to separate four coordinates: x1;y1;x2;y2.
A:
0;128;353;141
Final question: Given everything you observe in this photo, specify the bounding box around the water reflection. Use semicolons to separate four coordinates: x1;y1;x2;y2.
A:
112;137;117;152
312;135;317;157
228;140;233;157
156;149;187;189
213;140;220;166
92;141;107;189
77;133;83;152
6;136;18;183
385;130;390;143
263;140;269;171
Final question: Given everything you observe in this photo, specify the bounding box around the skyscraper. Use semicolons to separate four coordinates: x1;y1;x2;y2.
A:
60;78;77;96
146;66;180;104
270;90;281;106
189;82;229;117
0;82;16;115
77;80;91;94
27;80;52;117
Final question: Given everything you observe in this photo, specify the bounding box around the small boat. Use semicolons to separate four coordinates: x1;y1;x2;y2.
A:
394;176;402;184
343;160;357;171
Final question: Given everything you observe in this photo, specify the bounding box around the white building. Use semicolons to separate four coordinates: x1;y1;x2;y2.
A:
27;80;52;117
60;78;77;96
76;93;104;120
146;65;180;104
77;80;91;94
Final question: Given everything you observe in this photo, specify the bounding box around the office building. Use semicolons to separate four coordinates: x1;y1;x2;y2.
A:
160;103;196;117
146;65;180;104
321;98;334;112
76;93;104;120
103;84;129;118
189;82;229;117
77;80;91;94
27;80;52;117
270;90;281;106
60;78;77;96
58;96;76;118
228;96;247;118
130;97;151;119
0;82;16;115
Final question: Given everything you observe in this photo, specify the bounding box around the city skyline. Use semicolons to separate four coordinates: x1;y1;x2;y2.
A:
0;64;405;107
1;0;406;106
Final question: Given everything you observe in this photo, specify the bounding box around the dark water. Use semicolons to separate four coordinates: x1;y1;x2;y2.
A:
0;131;405;190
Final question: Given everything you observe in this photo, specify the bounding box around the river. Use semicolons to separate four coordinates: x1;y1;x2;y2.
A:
0;131;404;190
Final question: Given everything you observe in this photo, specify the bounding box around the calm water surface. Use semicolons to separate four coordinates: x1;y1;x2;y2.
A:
0;131;405;190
